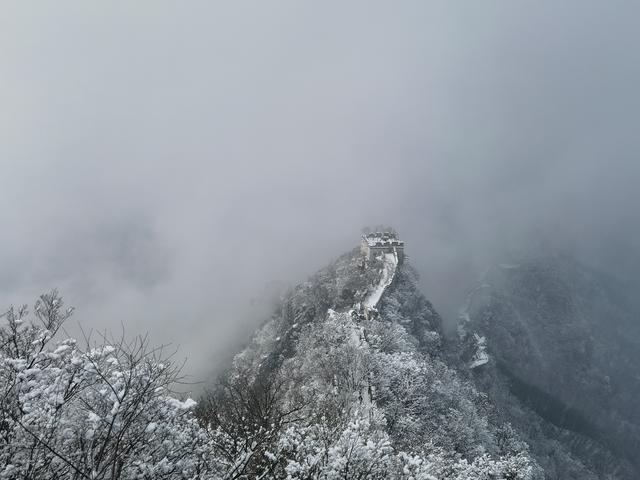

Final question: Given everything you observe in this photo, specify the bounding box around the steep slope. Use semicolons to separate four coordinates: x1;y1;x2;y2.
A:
199;248;542;479
456;253;640;479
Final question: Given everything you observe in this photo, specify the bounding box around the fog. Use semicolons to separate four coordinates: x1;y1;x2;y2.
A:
1;1;639;379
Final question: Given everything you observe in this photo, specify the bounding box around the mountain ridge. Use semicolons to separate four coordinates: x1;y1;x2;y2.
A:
198;246;542;478
455;253;640;479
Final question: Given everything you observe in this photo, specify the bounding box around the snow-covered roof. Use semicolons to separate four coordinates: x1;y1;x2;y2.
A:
362;232;404;248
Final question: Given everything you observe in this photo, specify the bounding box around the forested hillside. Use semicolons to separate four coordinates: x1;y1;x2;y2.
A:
0;250;541;479
196;249;541;479
4;247;635;479
456;254;640;479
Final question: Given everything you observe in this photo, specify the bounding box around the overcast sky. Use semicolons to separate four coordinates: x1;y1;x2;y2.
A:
2;1;639;379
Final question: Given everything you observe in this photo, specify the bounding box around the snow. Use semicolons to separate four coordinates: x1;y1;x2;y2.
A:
469;353;489;369
166;397;197;410
145;422;158;433
362;233;404;247
87;412;101;423
348;327;362;347
363;252;398;309
53;344;71;355
469;334;489;368
458;293;491;368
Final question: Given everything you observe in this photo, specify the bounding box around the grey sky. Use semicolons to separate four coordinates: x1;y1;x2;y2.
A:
1;2;639;379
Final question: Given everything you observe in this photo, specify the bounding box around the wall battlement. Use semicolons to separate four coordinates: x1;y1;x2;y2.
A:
360;231;405;263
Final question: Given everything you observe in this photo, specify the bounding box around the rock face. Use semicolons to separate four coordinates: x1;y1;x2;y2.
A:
457;253;640;479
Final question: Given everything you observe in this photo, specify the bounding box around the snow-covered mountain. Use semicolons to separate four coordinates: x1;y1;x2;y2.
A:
5;241;635;478
198;247;543;478
201;242;640;479
456;253;640;479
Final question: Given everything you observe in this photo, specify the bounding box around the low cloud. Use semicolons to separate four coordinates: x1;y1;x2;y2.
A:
1;1;639;379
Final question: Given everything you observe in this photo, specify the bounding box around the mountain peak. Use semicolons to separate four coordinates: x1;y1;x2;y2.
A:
198;242;542;478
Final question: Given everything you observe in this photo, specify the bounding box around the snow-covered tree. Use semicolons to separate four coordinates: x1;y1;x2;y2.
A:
0;291;211;479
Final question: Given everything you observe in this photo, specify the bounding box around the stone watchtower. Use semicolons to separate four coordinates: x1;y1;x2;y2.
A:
360;231;404;263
